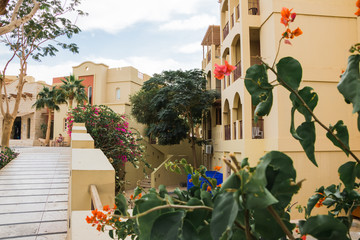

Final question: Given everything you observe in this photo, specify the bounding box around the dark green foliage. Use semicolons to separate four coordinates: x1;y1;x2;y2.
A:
60;74;88;107
130;69;218;146
32;86;66;111
326;120;350;156
277;57;302;90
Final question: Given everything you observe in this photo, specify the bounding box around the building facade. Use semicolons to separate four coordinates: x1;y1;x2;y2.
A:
202;0;360;218
0;77;49;146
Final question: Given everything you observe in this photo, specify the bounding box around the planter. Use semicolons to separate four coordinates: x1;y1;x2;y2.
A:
187;171;223;190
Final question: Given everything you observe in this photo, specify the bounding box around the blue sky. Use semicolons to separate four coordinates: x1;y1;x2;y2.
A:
1;0;220;84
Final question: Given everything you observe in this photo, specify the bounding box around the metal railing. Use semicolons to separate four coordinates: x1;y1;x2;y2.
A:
234;61;241;80
252;118;264;139
223;21;229;40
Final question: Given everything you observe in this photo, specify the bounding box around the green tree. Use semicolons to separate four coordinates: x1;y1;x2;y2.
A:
32;86;66;146
0;0;85;148
60;74;87;109
130;69;218;168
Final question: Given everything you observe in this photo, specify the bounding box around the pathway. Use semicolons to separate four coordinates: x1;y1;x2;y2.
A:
0;147;71;240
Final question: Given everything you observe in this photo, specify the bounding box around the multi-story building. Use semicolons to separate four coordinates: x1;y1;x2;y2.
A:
203;0;360;217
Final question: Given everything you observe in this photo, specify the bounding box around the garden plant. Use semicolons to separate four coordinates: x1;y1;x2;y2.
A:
0;147;18;169
86;4;360;240
67;104;149;191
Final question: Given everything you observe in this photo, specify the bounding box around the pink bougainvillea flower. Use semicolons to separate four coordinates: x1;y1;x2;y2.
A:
214;63;226;79
284;39;292;45
214;61;236;80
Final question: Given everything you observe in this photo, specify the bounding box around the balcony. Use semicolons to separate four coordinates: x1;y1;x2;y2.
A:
223;22;229;40
224;124;231;140
233;61;241;80
248;0;260;15
252;118;264;139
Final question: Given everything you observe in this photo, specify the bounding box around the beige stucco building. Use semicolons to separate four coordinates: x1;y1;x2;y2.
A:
0;77;50;146
202;0;360;218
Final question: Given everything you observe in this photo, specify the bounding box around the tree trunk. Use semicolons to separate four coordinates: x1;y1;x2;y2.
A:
45;108;52;146
69;98;73;110
1;113;14;149
191;137;198;169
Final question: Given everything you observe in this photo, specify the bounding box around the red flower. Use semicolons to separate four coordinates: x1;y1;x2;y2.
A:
207;186;212;192
280;7;293;26
103;205;110;211
301;235;307;240
214;166;222;171
292;27;303;37
357;0;360;8
214;61;237;80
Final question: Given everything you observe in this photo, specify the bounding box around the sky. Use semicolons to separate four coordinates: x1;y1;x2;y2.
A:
0;0;220;84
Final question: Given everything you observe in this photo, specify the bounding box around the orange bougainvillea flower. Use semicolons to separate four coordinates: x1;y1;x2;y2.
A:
214;166;222;171
356;0;360;16
280;7;293;26
130;194;134;200
315;197;325;208
357;0;360;8
292;27;303;37
217;184;222;188
214;61;236;80
103;205;110;212
207;186;212;192
189;178;193;183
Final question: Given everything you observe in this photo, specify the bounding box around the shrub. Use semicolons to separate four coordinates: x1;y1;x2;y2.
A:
0;147;19;169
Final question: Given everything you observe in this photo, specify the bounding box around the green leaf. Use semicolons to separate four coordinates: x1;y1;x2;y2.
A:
158;185;168;198
305;193;323;217
181;220;200;240
253;209;294;240
192;172;200;186
296;121;317;167
241;158;249;168
338;161;357;189
133;193;167;240
134;186;142;198
245;64;274;118
201;190;213;208
356;164;360;179
277;57;302;90
338;54;360;129
174;188;186;202
290;107;302;140
221;173;241;191
210;192;238;240
185;198;209;229
150;211;185;239
326;120;350;156
299;215;349;240
290;86;318;122
115;193;128;216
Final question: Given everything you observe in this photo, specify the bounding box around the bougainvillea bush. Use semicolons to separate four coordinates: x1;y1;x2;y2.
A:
67;104;149;190
0;147;19;169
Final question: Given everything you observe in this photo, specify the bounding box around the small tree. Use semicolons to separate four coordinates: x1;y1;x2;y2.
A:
0;0;85;148
60;74;87;110
130;69;218;168
32;86;66;145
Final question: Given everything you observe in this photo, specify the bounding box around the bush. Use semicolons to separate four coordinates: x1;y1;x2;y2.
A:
0;147;19;169
67;104;149;191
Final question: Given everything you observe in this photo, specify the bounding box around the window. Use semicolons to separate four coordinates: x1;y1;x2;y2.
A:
64;118;68;132
88;86;92;105
216;107;222;125
116;88;120;100
27;118;31;139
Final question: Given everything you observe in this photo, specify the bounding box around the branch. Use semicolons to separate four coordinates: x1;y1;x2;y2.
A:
0;0;40;36
112;204;213;220
267;206;295;240
264;61;360;164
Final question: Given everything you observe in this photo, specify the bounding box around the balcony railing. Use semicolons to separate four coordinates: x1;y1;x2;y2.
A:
223;21;229;40
233;122;236;139
207;50;211;63
248;0;260;15
252;118;264;139
233;61;241;80
224;124;231;140
236;4;240;20
239;120;243;139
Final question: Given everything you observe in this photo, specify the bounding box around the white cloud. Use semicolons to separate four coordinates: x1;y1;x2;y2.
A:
159;14;218;31
76;0;214;33
176;42;202;54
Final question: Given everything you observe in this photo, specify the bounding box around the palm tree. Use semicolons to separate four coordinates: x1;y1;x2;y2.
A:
60;74;87;109
32;86;66;146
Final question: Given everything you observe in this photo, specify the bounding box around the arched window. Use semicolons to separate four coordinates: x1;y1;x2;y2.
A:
116;88;120;100
88;86;92;105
